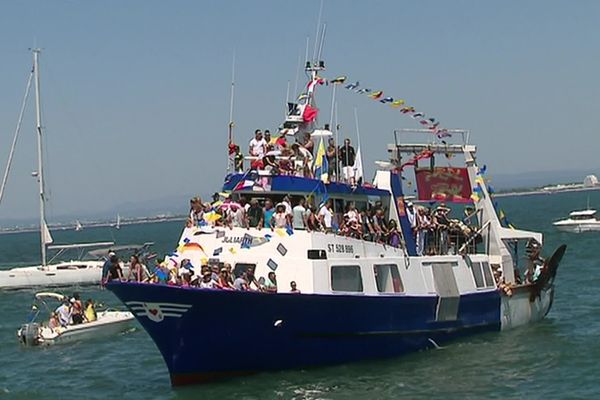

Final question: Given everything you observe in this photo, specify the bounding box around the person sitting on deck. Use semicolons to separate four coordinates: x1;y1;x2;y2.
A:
70;293;84;325
264;271;278;293
343;202;362;238
48;312;61;330
233;272;249;291
200;271;217;288
55;300;72;327
245;265;260;290
290;281;301;293
216;268;234;289
84;299;97;322
106;256;124;282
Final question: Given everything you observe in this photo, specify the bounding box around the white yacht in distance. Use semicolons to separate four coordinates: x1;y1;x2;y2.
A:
0;49;113;290
553;209;600;232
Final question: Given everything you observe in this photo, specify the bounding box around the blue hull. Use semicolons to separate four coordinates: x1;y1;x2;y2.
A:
107;282;501;386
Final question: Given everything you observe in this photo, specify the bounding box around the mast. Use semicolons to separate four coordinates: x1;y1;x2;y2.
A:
227;51;236;173
32;48;49;267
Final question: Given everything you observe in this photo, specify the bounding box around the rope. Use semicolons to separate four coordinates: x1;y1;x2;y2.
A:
0;67;34;205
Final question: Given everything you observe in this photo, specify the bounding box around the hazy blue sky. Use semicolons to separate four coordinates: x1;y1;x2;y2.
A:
1;1;599;221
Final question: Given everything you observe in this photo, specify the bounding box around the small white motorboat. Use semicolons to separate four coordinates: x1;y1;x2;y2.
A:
17;292;134;346
553;209;600;233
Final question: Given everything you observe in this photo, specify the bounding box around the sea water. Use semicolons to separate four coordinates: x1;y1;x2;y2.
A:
1;190;599;399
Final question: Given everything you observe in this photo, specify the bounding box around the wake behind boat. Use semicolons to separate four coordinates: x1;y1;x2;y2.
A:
107;48;567;386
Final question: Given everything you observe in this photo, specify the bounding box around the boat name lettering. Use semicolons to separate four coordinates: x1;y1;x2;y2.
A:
222;236;245;244
327;244;354;254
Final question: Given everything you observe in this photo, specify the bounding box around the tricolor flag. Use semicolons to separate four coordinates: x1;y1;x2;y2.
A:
313;138;329;183
234;179;256;191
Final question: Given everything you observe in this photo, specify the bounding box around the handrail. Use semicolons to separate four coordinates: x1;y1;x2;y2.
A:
459;220;491;254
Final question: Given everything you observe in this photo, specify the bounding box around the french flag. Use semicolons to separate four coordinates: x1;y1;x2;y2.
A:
234;179;255;191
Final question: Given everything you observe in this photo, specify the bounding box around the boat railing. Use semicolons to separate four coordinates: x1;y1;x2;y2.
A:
459;220;491;255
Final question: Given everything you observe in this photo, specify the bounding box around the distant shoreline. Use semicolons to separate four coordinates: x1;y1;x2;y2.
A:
0;215;187;235
493;185;600;198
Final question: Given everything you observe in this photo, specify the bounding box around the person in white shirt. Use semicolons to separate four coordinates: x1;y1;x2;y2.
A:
292;197;309;230
248;129;267;158
406;201;417;239
318;199;334;232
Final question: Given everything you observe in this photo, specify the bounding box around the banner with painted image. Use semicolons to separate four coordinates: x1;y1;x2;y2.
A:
414;167;472;203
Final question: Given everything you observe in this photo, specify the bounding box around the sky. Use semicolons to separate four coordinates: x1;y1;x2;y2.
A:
1;0;599;222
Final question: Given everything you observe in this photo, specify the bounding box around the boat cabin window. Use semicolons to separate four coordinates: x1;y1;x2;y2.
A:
572;214;595;221
374;264;404;293
470;261;494;289
331;265;363;292
233;263;256;278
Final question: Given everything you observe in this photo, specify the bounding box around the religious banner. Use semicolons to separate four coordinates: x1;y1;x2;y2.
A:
415;167;472;203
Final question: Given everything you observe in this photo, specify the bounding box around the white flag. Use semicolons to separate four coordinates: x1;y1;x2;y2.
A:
42;220;54;245
352;147;364;183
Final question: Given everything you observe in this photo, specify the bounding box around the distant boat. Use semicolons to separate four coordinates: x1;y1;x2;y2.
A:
115;214;121;230
75;220;83;231
0;49;114;290
553;209;600;232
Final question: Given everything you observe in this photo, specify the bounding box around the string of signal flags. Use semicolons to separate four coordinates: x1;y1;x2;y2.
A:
320;75;452;140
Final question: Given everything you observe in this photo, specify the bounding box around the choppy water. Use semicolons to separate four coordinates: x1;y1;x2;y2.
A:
1;190;600;399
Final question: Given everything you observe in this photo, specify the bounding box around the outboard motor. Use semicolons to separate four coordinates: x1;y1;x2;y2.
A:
19;323;40;346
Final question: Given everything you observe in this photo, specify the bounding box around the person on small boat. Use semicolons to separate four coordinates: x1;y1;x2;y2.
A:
48;312;61;330
55;300;72;327
264;272;278;293
84;299;97;322
71;293;84;325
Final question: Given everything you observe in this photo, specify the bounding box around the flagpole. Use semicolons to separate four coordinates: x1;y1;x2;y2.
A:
335;102;340;181
227;50;236;173
329;81;336;129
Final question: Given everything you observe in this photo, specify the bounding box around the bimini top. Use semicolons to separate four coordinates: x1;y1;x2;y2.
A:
222;173;391;198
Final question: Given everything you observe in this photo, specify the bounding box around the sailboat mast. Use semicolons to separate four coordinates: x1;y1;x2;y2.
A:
32;48;47;267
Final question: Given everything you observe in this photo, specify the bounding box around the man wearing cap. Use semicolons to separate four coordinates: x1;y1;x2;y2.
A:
406;201;417;235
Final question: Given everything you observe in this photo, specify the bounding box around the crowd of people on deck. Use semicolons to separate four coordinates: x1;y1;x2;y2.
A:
49;293;97;329
231;128;358;183
101;249;300;294
186;194;410;248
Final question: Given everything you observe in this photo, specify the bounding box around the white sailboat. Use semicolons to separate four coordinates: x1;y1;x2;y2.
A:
115;214;121;230
0;49;113;290
75;220;83;231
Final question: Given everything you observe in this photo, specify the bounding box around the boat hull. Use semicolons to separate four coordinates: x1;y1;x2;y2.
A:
553;223;600;233
108;282;508;386
0;262;103;290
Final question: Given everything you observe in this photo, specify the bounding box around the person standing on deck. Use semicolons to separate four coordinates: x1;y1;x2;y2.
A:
339;138;356;183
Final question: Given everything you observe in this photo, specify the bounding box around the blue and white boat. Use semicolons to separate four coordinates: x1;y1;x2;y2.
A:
108;57;566;386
